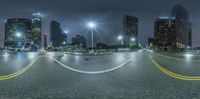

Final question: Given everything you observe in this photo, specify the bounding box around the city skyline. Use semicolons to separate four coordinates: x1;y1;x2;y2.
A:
0;0;200;47
1;1;200;98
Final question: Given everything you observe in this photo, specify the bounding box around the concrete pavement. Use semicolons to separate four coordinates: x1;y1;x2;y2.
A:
0;51;200;98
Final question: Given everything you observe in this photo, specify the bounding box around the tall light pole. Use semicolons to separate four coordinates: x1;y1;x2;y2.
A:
87;21;96;53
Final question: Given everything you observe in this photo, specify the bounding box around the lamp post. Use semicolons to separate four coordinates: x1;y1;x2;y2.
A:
87;21;96;53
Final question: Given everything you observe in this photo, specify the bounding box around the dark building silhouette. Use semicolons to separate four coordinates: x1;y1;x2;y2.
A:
71;35;86;49
123;15;138;47
154;17;177;51
44;33;47;49
148;38;156;49
152;5;192;51
96;43;108;49
171;5;191;48
188;22;192;48
32;12;42;49
50;20;66;47
72;37;76;45
4;18;32;49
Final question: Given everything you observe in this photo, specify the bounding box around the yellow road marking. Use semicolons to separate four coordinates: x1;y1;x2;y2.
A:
152;59;200;80
0;56;38;80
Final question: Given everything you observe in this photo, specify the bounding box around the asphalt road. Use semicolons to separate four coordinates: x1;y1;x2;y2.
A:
0;50;200;99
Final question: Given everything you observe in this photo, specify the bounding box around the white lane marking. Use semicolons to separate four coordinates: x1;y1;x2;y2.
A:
52;57;133;74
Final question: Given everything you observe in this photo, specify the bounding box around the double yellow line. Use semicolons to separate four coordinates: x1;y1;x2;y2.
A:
152;59;200;80
0;57;38;80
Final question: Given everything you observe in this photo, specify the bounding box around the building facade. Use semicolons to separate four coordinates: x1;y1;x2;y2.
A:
44;33;47;49
148;38;156;49
171;5;191;48
71;35;86;49
151;5;192;51
50;20;66;47
4;18;32;50
154;17;177;51
32;13;42;49
188;22;192;48
123;15;138;48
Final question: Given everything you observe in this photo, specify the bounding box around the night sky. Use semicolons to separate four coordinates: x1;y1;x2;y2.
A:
0;0;199;47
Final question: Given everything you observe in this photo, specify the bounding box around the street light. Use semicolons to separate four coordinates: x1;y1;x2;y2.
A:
64;30;69;34
117;35;123;45
131;38;136;42
88;22;96;29
16;32;22;38
87;21;96;53
62;41;66;45
118;36;123;40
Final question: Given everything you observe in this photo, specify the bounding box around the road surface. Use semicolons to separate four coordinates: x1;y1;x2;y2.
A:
0;50;200;99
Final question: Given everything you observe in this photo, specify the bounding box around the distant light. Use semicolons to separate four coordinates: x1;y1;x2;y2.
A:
48;52;55;57
3;52;9;57
146;49;153;53
18;42;22;45
184;53;193;60
3;51;9;61
28;53;35;59
31;42;34;45
16;32;22;37
87;22;96;29
131;38;136;42
138;49;144;53
118;36;123;40
62;41;66;45
64;30;69;34
159;16;176;19
33;12;41;16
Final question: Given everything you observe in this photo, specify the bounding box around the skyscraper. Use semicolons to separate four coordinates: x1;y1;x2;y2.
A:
171;5;191;48
80;35;87;48
50;20;66;47
32;12;42;49
154;17;177;51
44;33;47;49
4;18;32;50
188;22;192;48
71;35;86;49
123;15;138;48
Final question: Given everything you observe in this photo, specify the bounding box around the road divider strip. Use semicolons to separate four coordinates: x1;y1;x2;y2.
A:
144;49;200;61
0;56;38;80
152;59;200;80
52;57;133;74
